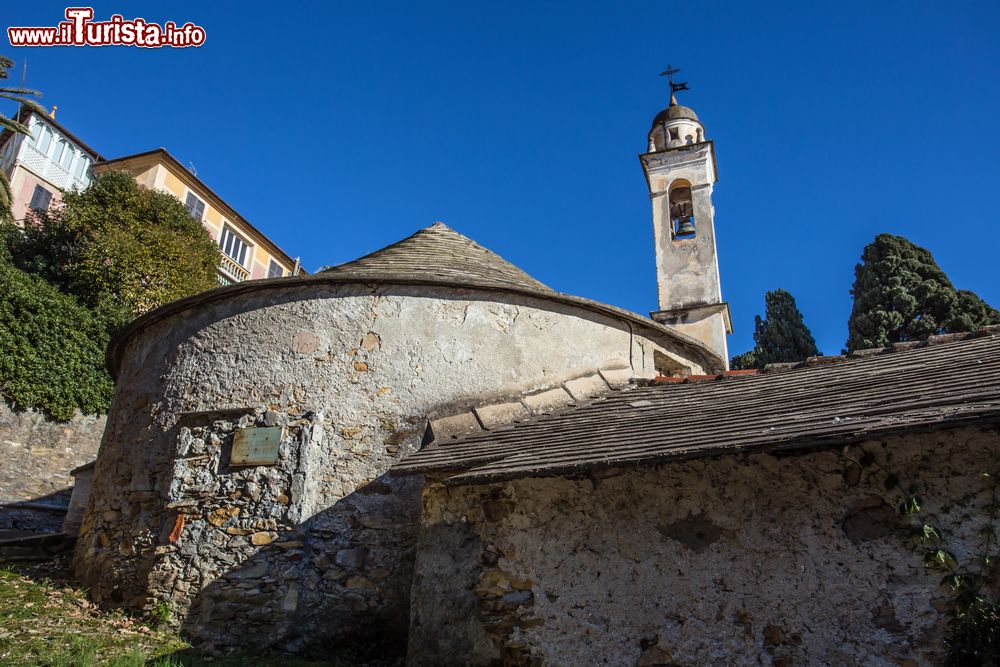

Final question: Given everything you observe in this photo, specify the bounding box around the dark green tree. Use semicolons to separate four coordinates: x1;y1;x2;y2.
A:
730;289;819;369
0;55;45;222
846;234;1000;352
4;170;221;319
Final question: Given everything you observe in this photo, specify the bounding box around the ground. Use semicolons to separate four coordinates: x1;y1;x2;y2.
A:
0;558;395;667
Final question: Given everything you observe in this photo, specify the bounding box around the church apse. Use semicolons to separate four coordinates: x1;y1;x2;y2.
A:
70;223;721;655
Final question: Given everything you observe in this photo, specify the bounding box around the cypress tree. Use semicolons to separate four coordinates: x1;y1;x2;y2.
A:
730;289;819;369
846;234;1000;351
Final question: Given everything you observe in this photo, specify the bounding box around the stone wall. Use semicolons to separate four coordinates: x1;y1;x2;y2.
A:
0;399;104;533
74;282;706;653
409;426;1000;666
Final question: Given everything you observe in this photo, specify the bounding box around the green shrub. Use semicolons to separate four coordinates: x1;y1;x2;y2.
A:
7;171;221;318
0;258;115;420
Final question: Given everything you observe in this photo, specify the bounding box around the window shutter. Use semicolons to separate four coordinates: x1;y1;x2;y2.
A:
29;185;52;211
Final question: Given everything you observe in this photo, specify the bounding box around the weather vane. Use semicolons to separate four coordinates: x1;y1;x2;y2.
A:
659;64;689;102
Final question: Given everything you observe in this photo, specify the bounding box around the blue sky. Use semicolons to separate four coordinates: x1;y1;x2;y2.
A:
4;1;999;356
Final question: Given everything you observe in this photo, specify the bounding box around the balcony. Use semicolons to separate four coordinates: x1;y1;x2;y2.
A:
218;254;250;284
20;142;91;192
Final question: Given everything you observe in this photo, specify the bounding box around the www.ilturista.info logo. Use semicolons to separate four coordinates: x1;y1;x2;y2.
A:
8;8;206;48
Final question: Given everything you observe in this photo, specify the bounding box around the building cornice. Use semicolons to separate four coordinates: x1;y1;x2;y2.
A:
638;140;718;193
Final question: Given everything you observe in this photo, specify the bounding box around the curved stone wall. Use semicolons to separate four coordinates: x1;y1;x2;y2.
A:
72;282;707;653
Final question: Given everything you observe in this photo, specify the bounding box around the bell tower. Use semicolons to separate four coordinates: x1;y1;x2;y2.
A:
641;67;731;366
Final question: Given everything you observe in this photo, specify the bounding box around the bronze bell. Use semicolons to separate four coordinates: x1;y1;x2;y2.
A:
675;216;696;237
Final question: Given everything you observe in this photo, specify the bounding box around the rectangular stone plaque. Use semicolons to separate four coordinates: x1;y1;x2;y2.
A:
230;426;284;466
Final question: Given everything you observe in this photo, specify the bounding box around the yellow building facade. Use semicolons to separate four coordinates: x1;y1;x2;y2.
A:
94;149;302;284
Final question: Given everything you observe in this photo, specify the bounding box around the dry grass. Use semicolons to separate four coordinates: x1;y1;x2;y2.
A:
0;559;371;666
0;560;186;666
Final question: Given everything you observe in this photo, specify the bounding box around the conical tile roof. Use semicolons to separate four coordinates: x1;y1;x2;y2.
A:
107;223;725;378
322;222;551;293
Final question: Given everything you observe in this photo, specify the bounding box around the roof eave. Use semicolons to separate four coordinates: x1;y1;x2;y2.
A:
406;412;1000;487
105;273;725;379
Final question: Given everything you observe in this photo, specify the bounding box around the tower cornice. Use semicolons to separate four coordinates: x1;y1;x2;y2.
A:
639;140;718;195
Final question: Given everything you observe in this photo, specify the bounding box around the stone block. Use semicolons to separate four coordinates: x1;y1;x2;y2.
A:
291;330;319;354
346;575;375;591
208;507;240;527
335;547;368;568
522;388;574;414
429;412;482;441
474;402;530;429
563;374;610;401
228;562;268;579
360;331;380;351
250;531;273;546
598;367;634;389
281;585;299;611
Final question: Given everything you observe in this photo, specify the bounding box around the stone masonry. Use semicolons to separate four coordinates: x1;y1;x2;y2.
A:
408;426;1000;665
0;399;105;533
73;280;710;653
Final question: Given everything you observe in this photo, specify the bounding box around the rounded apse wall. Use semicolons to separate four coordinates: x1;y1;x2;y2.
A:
72;280;712;651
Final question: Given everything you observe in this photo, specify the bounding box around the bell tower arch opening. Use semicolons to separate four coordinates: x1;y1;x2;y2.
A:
668;180;695;239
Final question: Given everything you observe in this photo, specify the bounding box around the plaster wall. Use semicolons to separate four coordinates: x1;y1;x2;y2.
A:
73;282;706;653
409;426;1000;666
644;145;722;313
652;306;729;369
155;164;294;276
8;166;63;225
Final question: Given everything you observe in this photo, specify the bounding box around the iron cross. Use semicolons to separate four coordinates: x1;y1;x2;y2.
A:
659;65;689;97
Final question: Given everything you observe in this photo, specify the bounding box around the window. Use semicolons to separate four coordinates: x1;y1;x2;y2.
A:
74;156;89;180
185;192;206;221
61;145;75;170
29;122;42;145
668;127;680;141
36;127;51;155
51;139;65;164
29;185;53;211
220;226;249;266
267;260;284;278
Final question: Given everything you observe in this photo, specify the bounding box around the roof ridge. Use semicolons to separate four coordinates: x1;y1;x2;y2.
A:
760;325;1000;374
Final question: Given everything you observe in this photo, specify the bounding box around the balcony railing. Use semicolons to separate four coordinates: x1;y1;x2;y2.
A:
21;142;91;192
218;254;250;284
